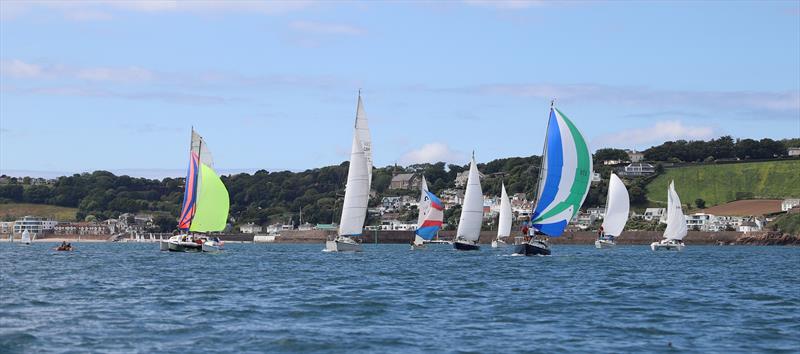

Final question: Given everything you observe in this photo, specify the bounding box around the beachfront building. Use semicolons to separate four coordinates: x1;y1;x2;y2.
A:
54;222;110;235
298;222;314;231
13;216;58;234
313;223;338;231
781;198;800;212
379;219;417;231
0;221;14;234
788;147;800;157
239;223;262;234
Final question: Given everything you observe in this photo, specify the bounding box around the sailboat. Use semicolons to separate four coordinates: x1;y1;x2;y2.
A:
20;230;31;245
514;103;593;256
411;176;444;250
491;183;512;248
325;92;372;252
159;129;230;253
453;153;483;251
595;173;629;248
651;180;687;251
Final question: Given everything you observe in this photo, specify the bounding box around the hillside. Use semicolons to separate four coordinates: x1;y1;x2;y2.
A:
0;203;78;221
646;160;800;207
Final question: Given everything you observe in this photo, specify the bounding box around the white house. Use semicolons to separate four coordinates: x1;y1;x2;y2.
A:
782;198;800;212
240;223;262;234
626;150;645;163
788;147;800;157
643;208;667;223
621;162;655;177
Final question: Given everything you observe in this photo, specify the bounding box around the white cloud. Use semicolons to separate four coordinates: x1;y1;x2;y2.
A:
399;143;466;165
592;120;716;149
289;20;366;36
75;66;154;82
0;59;44;78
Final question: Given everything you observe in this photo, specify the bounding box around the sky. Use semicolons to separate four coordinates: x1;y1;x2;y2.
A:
1;0;799;178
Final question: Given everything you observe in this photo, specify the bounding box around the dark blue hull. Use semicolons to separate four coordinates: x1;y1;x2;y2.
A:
453;241;480;251
513;243;550;256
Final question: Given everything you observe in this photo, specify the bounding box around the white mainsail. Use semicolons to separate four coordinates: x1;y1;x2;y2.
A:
338;125;370;237
190;129;214;168
416;176;430;228
456;156;483;242
601;173;630;237
497;183;512;239
21;230;30;243
355;94;372;186
662;180;688;241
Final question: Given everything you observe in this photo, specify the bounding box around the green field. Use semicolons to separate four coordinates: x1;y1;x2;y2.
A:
0;203;78;221
646;160;800;207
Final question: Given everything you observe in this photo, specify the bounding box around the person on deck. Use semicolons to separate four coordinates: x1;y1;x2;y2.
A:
597;226;604;240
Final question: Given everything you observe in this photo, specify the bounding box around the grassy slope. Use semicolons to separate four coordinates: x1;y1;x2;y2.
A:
0;203;78;221
645;160;800;207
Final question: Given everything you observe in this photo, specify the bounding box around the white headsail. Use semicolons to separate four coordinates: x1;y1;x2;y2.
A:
497;183;512;239
663;180;688;241
456;155;483;242
190;129;214;168
601;173;630;237
355;94;372;186
338;122;371;237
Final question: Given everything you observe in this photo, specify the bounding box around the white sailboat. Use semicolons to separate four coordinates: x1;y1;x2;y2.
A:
326;92;372;252
514;102;593;256
411;176;444;250
595;173;629;248
491;183;512;248
160;128;230;253
453;153;483;251
20;230;31;245
651;180;687;251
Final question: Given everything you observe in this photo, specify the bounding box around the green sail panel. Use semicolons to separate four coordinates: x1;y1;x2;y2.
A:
189;163;230;232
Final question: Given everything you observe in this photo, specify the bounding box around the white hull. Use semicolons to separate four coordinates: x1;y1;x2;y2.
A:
202;242;223;253
595;239;616;249
650;240;685;251
425;239;452;245
410;243;426;251
159;241;170;251
325;237;363;252
491;239;509;248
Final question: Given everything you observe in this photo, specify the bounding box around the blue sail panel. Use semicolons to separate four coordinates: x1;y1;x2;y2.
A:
532;220;568;237
532;109;563;220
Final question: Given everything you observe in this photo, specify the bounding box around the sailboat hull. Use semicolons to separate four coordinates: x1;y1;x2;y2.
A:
168;241;202;252
491;239;508;248
325;237;363;252
453;240;480;251
159;241;170;251
595;239;616;249
513;241;551;256
650;240;685;251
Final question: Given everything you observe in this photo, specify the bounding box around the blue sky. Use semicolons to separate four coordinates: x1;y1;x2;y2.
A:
1;0;798;178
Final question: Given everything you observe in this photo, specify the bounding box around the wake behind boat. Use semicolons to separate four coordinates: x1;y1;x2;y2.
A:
513;102;592;256
595;173;630;249
651;181;687;251
453;153;482;251
160;128;230;253
326;92;372;253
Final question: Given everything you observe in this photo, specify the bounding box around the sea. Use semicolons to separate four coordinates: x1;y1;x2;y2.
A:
1;243;798;353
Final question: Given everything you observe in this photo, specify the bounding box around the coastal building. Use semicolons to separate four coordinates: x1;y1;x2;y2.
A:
379;219;417;231
381;196;403;211
454;170;485;187
686;213;714;231
591;172;602;184
54;222;110;235
620;162;655;177
13;216;58;234
587;207;605;219
626;150;645;163
781;198;800;212
643;208;667;223
239;223;262;234
389;173;420;190
788;147;800;157
298;222;314;231
0;221;14;234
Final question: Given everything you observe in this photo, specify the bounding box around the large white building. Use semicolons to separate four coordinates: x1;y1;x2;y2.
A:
782;198;800;212
13;216;58;234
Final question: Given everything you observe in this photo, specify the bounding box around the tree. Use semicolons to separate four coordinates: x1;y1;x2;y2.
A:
695;198;706;209
152;214;177;232
593;148;629;164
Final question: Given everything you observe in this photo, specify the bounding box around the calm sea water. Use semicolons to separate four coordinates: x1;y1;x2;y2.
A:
1;243;798;353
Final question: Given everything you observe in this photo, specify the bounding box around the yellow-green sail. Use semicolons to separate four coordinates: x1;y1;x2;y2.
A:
189;163;230;232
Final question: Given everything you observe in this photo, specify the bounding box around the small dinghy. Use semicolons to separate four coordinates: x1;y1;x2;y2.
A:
55;242;73;251
651;181;687;252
